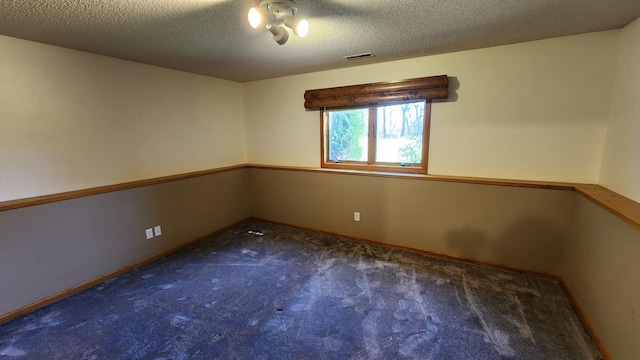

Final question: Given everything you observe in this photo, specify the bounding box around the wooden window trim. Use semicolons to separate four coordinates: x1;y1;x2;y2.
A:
309;75;446;175
423;102;432;174
367;108;376;166
304;75;448;110
320;101;431;174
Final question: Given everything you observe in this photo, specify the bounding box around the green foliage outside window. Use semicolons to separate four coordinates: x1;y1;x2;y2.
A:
325;101;425;167
399;137;422;163
329;110;366;161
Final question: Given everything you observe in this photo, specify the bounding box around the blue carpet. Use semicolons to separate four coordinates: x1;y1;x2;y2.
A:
0;220;602;359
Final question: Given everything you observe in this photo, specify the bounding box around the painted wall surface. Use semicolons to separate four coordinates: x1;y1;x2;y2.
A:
599;18;640;203
0;169;251;316
249;168;573;274
2;25;638;358
563;195;640;360
244;31;619;183
0;35;247;202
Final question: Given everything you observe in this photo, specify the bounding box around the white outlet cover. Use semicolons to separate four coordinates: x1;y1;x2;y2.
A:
145;228;154;239
354;212;360;221
154;225;162;236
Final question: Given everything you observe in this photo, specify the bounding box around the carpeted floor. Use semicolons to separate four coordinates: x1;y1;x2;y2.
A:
0;220;602;359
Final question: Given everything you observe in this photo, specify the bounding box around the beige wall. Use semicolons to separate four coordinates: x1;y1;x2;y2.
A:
2;24;639;358
0;29;626;201
244;31;619;183
566;18;640;359
562;19;640;359
244;25;639;356
563;196;640;360
0;35;247;202
0;169;251;316
249;168;573;275
600;17;640;202
248;165;640;359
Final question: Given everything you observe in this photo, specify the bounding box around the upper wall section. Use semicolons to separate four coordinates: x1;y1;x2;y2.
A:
244;31;619;183
599;17;640;203
0;35;247;202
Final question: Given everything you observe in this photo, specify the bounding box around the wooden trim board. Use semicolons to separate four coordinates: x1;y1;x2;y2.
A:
0;164;246;212
559;278;613;360
304;75;449;110
0;218;249;325
2;164;639;228
575;184;640;230
248;164;640;229
252;217;561;280
252;217;611;360
247;164;578;190
0;215;610;359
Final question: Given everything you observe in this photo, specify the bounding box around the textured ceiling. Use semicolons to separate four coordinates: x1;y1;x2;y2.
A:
1;0;640;82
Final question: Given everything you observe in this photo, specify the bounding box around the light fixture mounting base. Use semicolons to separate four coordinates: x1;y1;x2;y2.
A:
258;0;298;18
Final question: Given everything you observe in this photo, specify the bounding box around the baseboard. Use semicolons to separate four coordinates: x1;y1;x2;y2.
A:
0;218;250;325
250;217;561;280
558;278;612;360
251;217;611;360
1;216;612;360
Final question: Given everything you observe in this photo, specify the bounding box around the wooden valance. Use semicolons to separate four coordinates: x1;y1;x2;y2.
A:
304;75;448;110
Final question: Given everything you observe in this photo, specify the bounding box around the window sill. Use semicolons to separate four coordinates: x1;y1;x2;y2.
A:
321;163;427;175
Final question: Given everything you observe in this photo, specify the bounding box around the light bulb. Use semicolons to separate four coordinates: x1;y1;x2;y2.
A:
284;17;310;38
296;19;309;38
248;7;262;29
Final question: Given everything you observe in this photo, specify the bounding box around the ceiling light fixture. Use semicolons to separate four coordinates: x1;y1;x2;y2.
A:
248;0;309;45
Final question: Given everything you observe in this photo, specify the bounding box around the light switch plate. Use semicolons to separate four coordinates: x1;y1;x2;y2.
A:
154;225;162;236
145;228;154;239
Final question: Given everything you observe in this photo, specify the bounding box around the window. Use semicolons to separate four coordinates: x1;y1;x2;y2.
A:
305;75;448;174
321;101;430;173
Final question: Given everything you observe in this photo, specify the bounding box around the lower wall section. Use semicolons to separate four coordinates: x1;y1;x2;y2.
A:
3;166;636;358
563;195;640;360
249;168;574;275
0;168;251;316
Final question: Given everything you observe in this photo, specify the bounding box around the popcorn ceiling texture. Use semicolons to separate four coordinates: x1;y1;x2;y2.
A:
0;0;639;82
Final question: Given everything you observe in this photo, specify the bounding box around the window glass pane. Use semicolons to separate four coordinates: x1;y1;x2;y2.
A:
327;109;368;162
375;101;425;164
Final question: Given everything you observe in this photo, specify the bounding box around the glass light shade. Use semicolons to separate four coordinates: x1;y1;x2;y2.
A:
248;7;262;29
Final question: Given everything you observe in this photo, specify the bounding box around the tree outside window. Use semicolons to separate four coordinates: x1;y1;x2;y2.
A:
323;100;429;173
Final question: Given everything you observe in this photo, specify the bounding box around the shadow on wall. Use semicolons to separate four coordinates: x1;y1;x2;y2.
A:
446;217;566;273
446;227;488;261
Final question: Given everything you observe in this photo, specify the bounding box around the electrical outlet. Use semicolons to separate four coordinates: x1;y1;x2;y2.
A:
145;228;154;240
354;212;360;222
154;225;162;236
